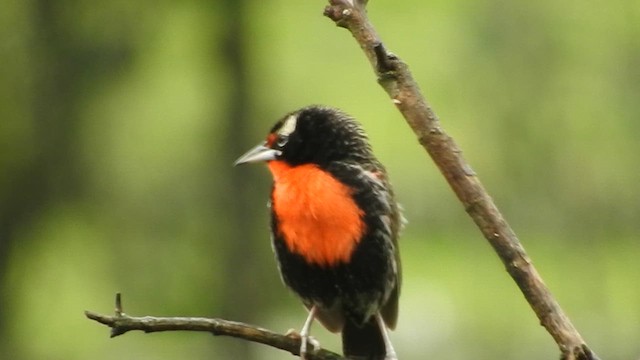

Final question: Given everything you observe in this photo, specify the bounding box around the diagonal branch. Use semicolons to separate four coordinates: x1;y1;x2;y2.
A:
323;1;598;360
85;294;344;360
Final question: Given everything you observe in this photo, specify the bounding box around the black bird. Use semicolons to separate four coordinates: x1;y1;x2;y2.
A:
235;105;402;359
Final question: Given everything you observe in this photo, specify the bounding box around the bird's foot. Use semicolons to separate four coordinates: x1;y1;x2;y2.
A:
285;329;320;359
382;344;398;360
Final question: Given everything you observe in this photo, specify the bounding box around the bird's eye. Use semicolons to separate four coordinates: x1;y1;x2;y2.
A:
276;135;289;148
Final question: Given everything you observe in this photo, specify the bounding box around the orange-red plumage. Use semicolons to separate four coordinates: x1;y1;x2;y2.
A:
268;160;365;266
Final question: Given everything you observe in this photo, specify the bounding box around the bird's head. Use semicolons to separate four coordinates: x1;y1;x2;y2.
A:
234;105;374;168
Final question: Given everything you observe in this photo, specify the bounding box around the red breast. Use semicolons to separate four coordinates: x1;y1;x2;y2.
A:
268;160;366;266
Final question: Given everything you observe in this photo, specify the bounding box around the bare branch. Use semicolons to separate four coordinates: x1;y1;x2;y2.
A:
323;1;599;360
85;294;344;360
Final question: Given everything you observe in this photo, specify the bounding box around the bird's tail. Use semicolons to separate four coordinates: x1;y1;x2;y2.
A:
342;317;386;360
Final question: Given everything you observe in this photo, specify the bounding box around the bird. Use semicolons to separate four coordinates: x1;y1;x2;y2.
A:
235;105;401;360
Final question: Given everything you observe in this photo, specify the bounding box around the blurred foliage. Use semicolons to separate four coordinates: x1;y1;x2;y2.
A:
1;0;639;359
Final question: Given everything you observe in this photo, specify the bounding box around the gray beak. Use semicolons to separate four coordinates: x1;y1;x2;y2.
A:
234;143;281;166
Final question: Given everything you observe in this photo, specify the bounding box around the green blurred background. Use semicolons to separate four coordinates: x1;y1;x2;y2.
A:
1;1;639;359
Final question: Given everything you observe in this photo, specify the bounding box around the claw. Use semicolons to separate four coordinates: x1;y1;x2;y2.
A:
300;335;320;360
299;306;318;359
300;334;321;359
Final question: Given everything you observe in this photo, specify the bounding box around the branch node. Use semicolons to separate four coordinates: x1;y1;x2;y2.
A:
111;326;128;338
323;6;350;28
462;163;476;177
115;292;124;316
323;0;365;28
373;43;396;74
560;344;601;360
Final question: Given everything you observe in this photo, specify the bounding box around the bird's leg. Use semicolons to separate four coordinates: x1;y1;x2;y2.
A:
299;305;318;359
376;312;397;360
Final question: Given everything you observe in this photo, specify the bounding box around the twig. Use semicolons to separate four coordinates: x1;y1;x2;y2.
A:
85;293;344;360
323;1;599;360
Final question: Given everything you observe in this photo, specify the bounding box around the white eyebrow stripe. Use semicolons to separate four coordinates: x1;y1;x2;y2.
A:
279;115;297;137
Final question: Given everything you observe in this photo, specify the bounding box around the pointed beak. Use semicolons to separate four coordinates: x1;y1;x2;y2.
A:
234;143;281;166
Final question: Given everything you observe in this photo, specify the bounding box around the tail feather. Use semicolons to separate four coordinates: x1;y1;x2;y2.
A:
342;317;385;360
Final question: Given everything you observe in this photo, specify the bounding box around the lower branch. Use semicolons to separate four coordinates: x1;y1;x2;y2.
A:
85;293;343;360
